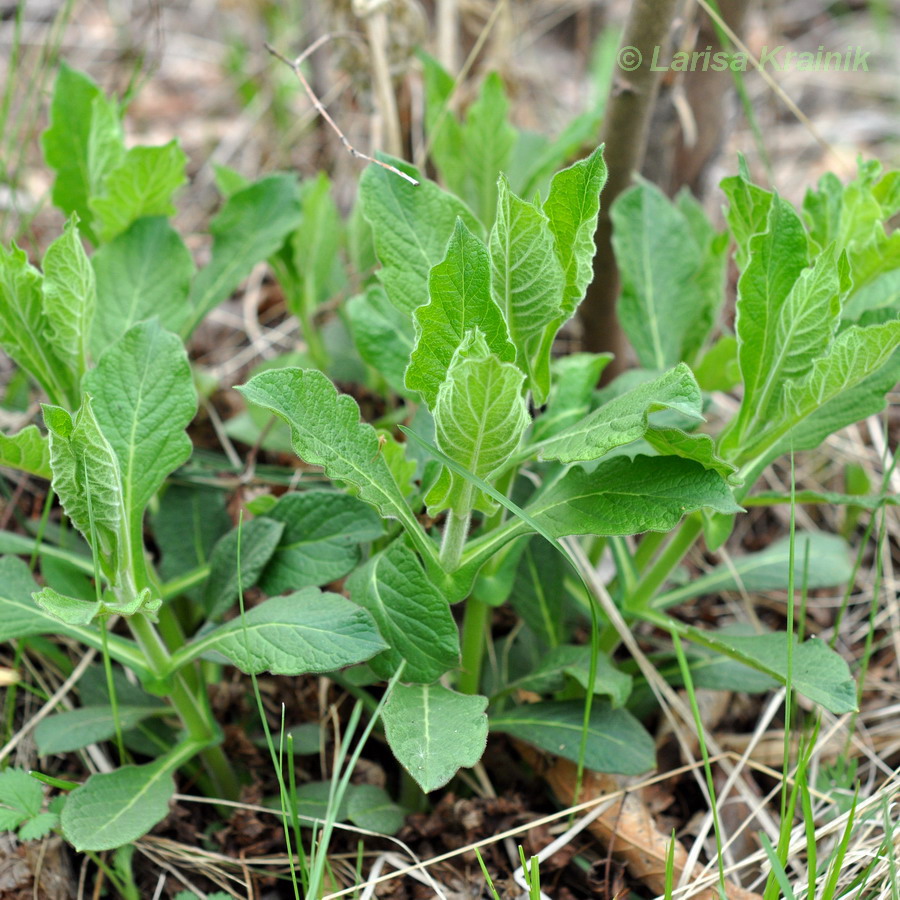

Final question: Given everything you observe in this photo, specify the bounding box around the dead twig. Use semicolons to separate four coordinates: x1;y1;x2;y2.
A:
265;41;418;186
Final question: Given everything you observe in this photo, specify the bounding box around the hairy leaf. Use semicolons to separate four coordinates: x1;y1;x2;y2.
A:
35;705;166;755
0;426;51;479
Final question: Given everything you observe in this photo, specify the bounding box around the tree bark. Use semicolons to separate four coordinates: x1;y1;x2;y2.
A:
578;0;681;378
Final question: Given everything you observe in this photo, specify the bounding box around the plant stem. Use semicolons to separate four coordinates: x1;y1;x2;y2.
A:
458;597;490;695
298;301;329;373
625;515;704;612
439;509;470;571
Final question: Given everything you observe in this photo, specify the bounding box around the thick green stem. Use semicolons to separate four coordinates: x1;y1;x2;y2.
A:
458;597;491;695
625;515;704;612
439;509;471;571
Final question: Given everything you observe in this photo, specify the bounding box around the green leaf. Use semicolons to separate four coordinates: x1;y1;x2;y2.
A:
512;645;633;708
720;157;773;270
613;181;727;369
83;320;197;555
17;811;59;841
461;72;517;227
89;140;188;243
44;397;125;578
91;218;195;355
237;369;434;564
33;586;101;625
0;426;51;479
61;756;176;851
693;632;857;714
490;176;565;397
537;363;703;463
726;195;810;451
346;784;406;835
426;330;528;515
41;63;124;244
346;285;415;396
0;243;75;406
644;427;741;484
204;518;285;620
359;156;481;315
531;353;613;442
41;215;96;381
693;335;740;392
543;145;607;318
178;588;387;675
0;769;43;821
526;455;741;538
35;705;167;755
185;174;302;335
259;491;383;596
491;700;655;774
347;540;459;683
382;684;488;792
0;556;146;676
406;219;515;408
654;533;852;609
420;53;467;196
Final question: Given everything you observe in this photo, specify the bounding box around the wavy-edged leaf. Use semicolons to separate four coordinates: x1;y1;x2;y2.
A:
406;219;514;408
178;589;387;675
359;156;481;315
259;491;383;596
91;218;195;355
0;426;51;479
538;363;703;463
644;427;740;484
347;540;459;683
41;215;95;380
491;700;654;775
90;140;188;243
237;368;433;563
382;684;488;792
426;330;528;515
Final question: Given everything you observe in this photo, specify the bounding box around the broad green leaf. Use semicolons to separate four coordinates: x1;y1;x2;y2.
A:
359;156;481;315
90;140;188;243
426;330;528;515
644;427;741;484
613;181;726;369
698;632;856;714
61;756;177;851
152;484;231;588
406;219;515;408
0;769;43;821
346;285;415;396
178;589;386;675
91;217;196;355
0;556;146;675
18;812;60;842
237;368;434;564
531;353;612;442
83;320;196;552
288;781;351;822
204;518;285;620
35;705;167;755
727;195;810;450
745;322;900;471
491;700;655;775
543;145;607;318
511;645;633;708
720;157;773;270
420;52;467;197
654;533;851;609
0;244;75;406
33;586;101;625
347;540;459;683
526;455;741;538
44;397;124;578
382;684;488;792
41;63;124;244
461;72;517;227
490;176;565;396
259;491;383;596
41;216;96;381
693;335;740;392
347;784;406;835
538;363;703;463
0;426;51;479
185;174;302;335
